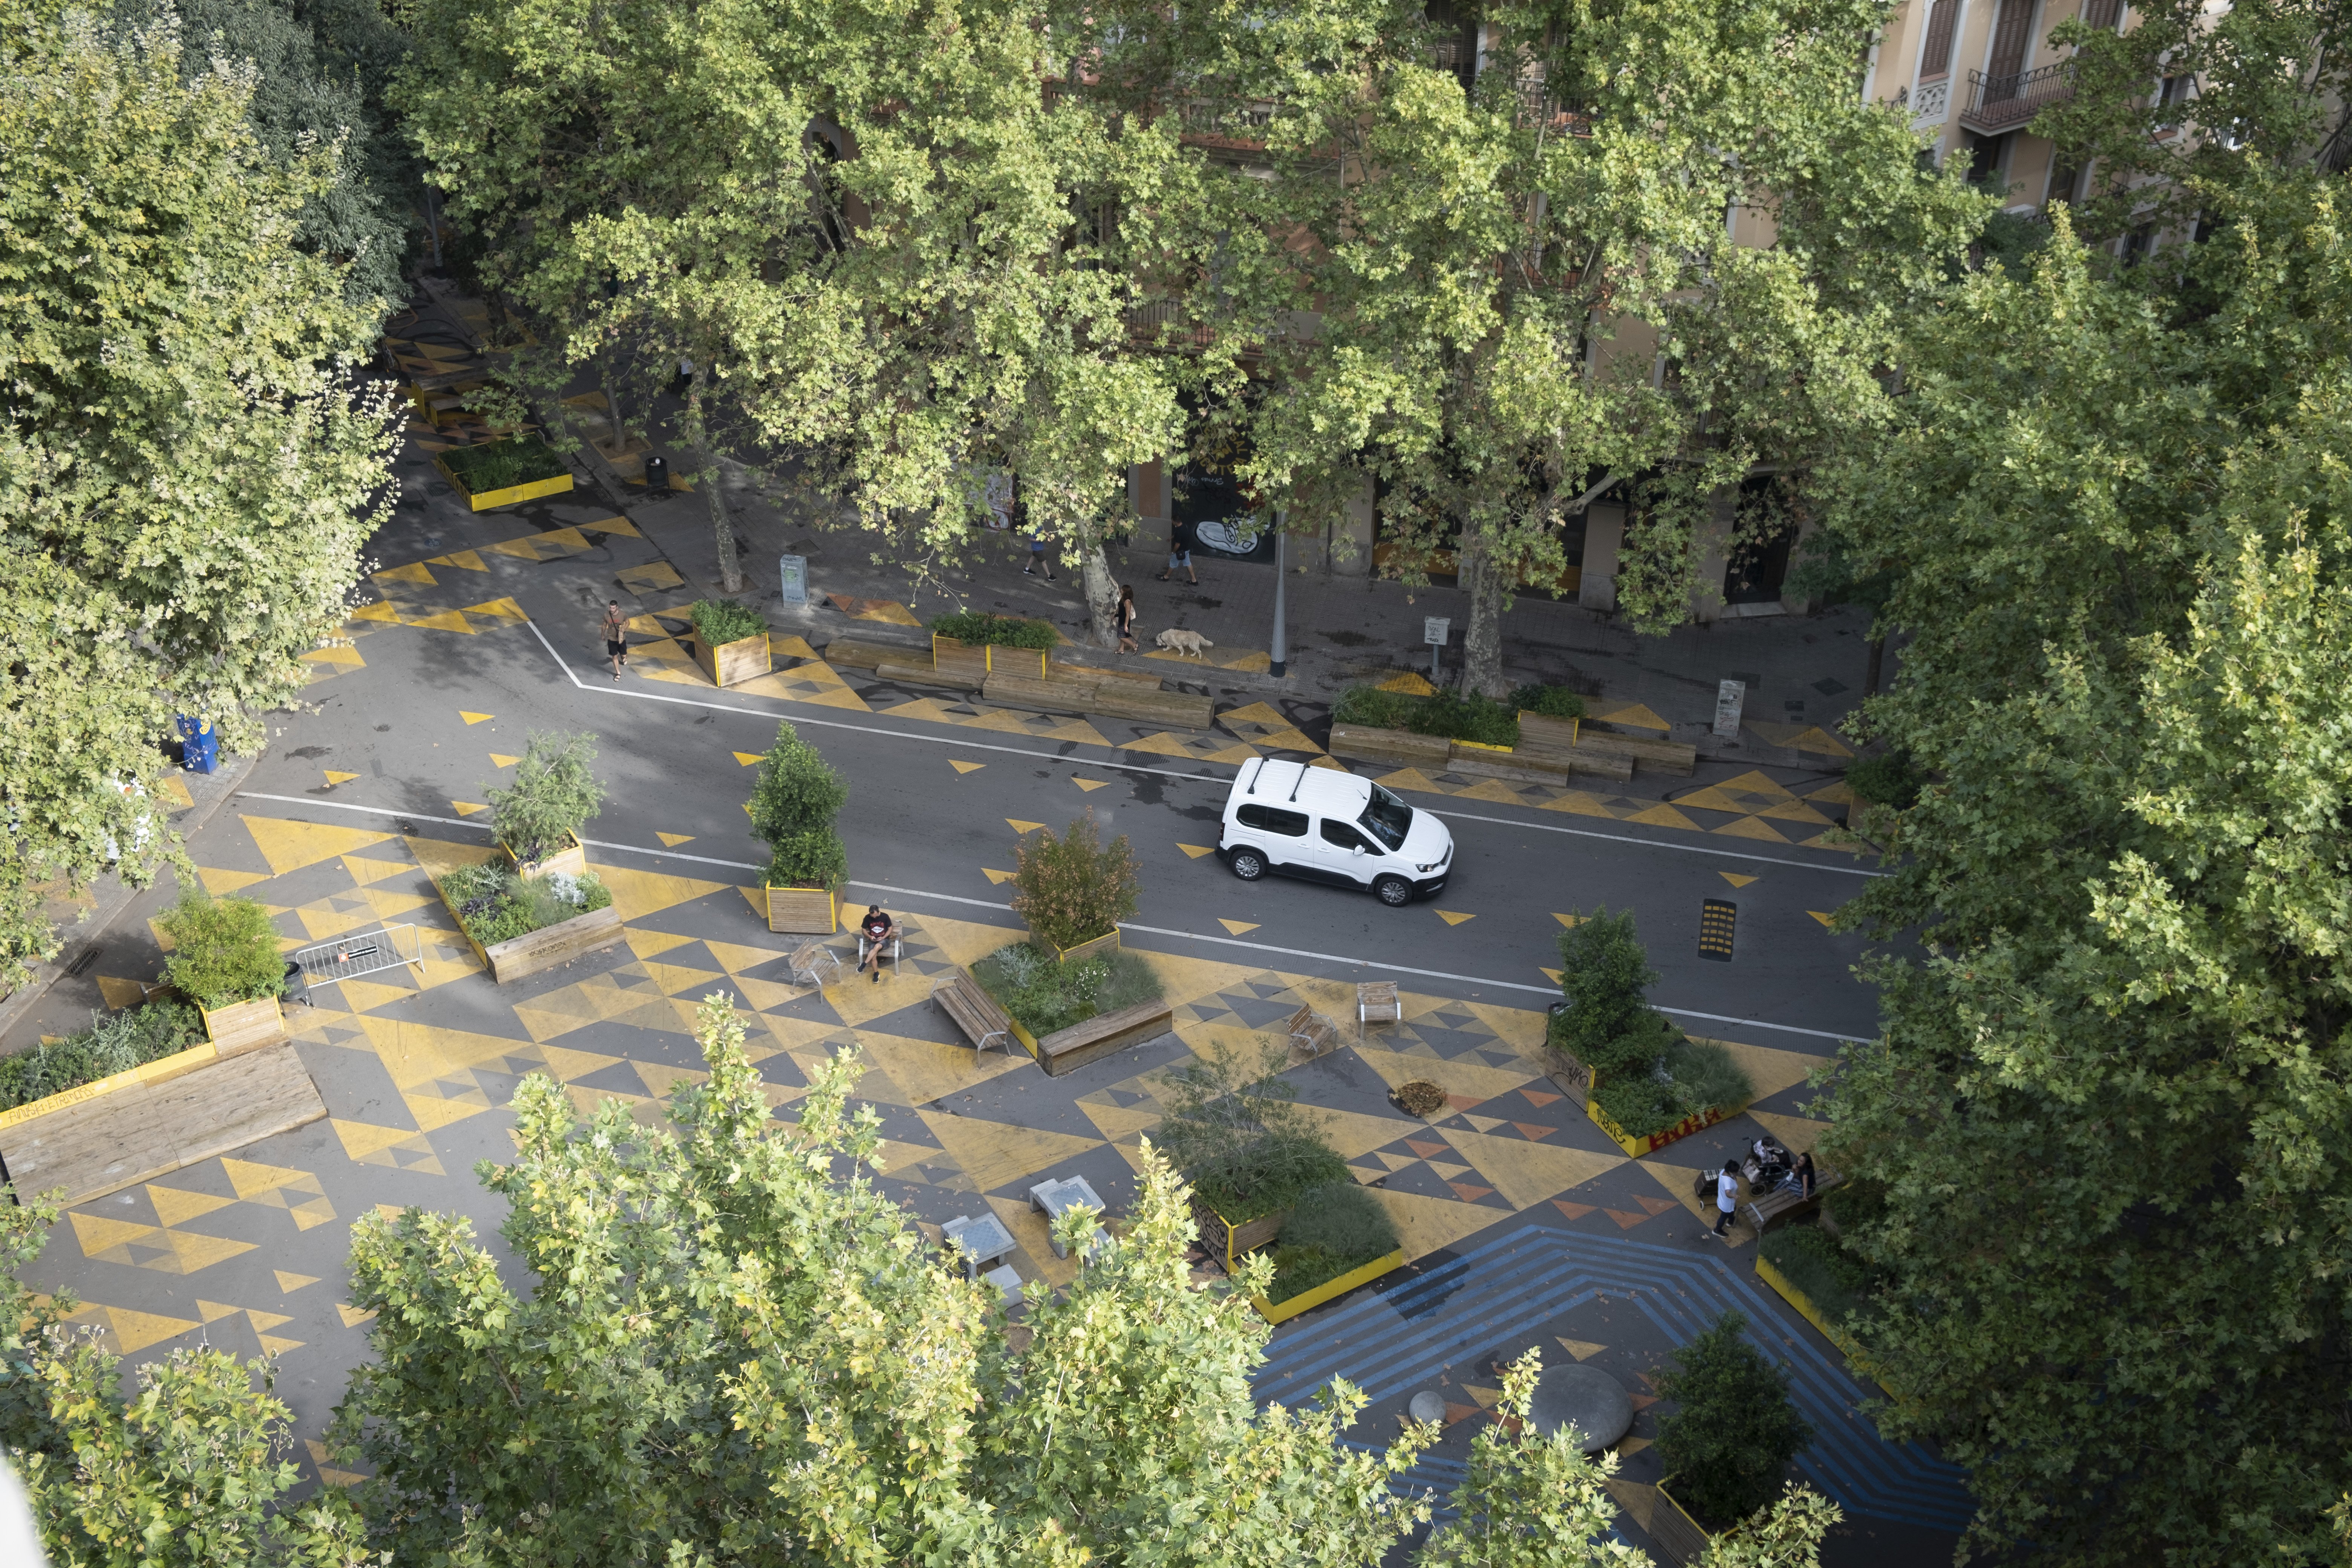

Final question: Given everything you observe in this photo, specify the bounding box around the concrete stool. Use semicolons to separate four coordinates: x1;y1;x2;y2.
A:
1528;1363;1634;1455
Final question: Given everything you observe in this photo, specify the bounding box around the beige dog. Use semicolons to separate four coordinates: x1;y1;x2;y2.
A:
1155;628;1214;659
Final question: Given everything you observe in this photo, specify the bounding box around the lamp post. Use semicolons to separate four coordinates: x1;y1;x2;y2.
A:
1269;516;1288;677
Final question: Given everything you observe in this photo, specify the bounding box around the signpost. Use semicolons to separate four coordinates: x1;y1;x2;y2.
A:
1713;679;1746;740
1424;617;1450;683
778;554;807;606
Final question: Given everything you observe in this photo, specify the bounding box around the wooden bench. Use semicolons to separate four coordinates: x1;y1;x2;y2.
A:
1516;714;1639;782
875;659;971;690
983;671;1104;715
1328;724;1451;769
1035;997;1173;1076
1086;683;1212;728
933;973;1016;1059
788;939;844;988
0;1043;327;1205
1285;1002;1343;1063
1742;1167;1844;1237
821;635;922;672
1357;981;1400;1026
1573;726;1698;777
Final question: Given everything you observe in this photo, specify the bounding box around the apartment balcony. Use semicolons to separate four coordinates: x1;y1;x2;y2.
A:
1959;60;2075;134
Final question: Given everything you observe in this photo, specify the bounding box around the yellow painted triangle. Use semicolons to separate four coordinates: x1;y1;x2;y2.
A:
1551;913;1584;928
734;751;764;766
404;608;474;634
1557;1336;1608;1361
331;1119;426;1162
1177;843;1216;859
439;549;488;571
655;833;695;847
198;865;271;895
1217;919;1260;936
1540;967;1563;985
256;1334;305;1358
240;816;394;877
1720;871;1758;888
1072;777;1110;792
106;1307;201;1355
324;770;360;786
222;1159;310;1200
1464;1384;1504;1409
451;801;489;816
1808;910;1836;927
274;1271;320;1294
145;1185;237;1228
950;760;986;774
460;711;494;726
336;1303;377;1329
405;1095;488;1133
490;753;522;769
1007;819;1046;833
1435;910;1476;926
196;1299;241;1324
374;562;436;586
982;868;1018;885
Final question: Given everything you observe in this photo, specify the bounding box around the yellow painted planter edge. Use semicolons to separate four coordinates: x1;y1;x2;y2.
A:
431;450;575;512
1253;1247;1406;1324
764;884;840;936
1752;1252;1900;1402
1655;1476;1744;1547
0;1039;224;1133
1582;1076;1752;1159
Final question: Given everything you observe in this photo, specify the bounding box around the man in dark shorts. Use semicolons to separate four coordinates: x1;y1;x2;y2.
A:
858;904;900;982
602;600;628;679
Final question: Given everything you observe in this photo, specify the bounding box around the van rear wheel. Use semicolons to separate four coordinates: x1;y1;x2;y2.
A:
1374;875;1413;907
1230;848;1266;881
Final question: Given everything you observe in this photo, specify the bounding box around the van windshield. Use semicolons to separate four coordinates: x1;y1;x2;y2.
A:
1358;784;1413;851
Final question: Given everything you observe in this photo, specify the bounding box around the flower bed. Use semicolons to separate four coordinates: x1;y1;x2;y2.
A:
0;1003;202;1113
441;861;612;947
971;942;1161;1040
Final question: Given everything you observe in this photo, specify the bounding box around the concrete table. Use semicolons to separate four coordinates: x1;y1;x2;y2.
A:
1528;1363;1634;1455
942;1212;1017;1279
1029;1175;1113;1260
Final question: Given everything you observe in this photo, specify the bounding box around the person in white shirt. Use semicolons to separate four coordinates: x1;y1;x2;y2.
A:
1712;1160;1740;1239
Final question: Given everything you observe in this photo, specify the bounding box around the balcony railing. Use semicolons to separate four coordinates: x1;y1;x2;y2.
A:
1960;60;2075;133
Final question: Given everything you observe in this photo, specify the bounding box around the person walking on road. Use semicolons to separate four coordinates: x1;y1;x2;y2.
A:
1159;517;1197;584
602;600;629;680
1116;585;1139;652
1023;530;1055;580
1710;1160;1740;1239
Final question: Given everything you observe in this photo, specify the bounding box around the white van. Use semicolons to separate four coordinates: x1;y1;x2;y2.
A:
1218;759;1454;906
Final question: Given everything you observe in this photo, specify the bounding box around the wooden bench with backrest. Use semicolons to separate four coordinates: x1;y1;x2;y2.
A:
1357;981;1401;1027
1742;1165;1844;1237
788;940;845;988
1285;1002;1342;1062
933;973;1018;1060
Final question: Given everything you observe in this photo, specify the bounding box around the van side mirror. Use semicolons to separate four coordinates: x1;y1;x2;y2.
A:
1351;844;1365;855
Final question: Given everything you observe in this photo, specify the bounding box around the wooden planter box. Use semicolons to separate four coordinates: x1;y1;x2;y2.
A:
1034;996;1170;1076
1753;1252;1898;1400
200;997;286;1056
692;629;773;687
934;633;1047;681
1033;928;1118;965
1254;1247;1405;1325
432;448;575;511
1647;1477;1739;1567
471;905;623;985
1202;1202;1289;1274
766;883;838;935
1517;711;1582;749
505;832;589;882
1550;1046;1748;1158
1328;723;1450;769
0;1040;222;1135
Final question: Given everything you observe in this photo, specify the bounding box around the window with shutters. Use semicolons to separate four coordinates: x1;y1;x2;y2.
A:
1920;0;1962;79
1986;0;2036;82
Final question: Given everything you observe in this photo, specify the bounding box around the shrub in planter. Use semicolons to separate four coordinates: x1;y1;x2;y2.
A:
1331;685;1519;746
746;722;848;891
1264;1180;1399;1302
156;892;285;1008
1552;908;1753;1139
441;435;568;495
1508;683;1588;720
971;942;1163;1039
1155;1040;1349;1224
688;597;767;648
1011;813;1139;951
1845;750;1924;810
441;862;612;947
0;1003;202;1111
488;732;604;867
1759;1222;1883;1328
1654;1310;1816;1531
928;611;1057;650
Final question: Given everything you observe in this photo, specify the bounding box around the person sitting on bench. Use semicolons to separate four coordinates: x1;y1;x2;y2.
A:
858;905;900;982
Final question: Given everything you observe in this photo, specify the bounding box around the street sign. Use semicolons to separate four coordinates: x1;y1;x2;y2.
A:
778;554;807;605
1423;617;1451;646
1713;679;1746;739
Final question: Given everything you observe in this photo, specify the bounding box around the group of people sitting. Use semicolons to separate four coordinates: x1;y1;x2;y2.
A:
1708;1137;1818;1238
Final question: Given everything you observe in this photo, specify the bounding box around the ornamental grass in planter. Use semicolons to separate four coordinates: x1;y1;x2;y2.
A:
686;598;772;686
1259;1179;1400;1313
156;891;287;1050
1010;812;1139;957
1332;685;1520;747
438;435;573;509
1654;1310;1816;1535
440;862;613;948
747;721;847;933
0;1002;202;1113
1154;1041;1351;1268
927;611;1057;651
1550;907;1753;1147
488;732;603;878
970;942;1162;1040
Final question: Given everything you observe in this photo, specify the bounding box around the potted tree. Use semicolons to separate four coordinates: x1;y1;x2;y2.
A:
684;598;772;687
1009;812;1138;962
747;721;847;933
156;891;287;1055
1651;1310;1817;1553
1547;908;1753;1156
488;732;602;880
1152;1041;1352;1272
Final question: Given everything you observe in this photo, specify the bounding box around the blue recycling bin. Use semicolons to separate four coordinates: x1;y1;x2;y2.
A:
175;715;219;774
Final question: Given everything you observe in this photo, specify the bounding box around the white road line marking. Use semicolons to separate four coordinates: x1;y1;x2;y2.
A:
237;793;1870;1043
523;619;1890;878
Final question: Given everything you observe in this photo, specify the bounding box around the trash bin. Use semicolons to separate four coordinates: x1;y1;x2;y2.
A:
643;453;669;492
175;715;219;774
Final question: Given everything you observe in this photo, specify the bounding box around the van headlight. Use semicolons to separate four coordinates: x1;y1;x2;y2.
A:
1416;845;1451;873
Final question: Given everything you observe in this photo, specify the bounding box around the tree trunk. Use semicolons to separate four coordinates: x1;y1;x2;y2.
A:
706;459;744;594
1456;530;1510;698
1079;540;1120;649
1864;634;1885;696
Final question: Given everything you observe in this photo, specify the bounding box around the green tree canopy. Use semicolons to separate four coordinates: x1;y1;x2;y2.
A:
0;10;398;989
1813;163;2352;1560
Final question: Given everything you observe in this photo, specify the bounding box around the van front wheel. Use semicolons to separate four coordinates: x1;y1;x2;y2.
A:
1374;875;1413;907
1230;848;1266;881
